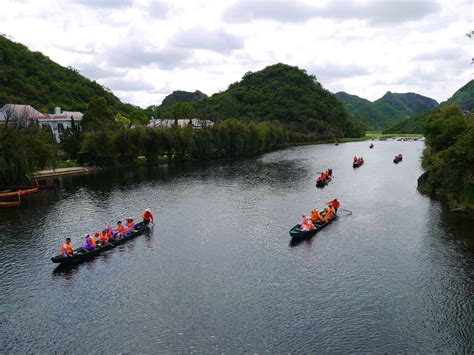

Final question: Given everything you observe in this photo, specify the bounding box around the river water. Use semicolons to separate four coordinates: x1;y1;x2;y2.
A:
0;140;473;353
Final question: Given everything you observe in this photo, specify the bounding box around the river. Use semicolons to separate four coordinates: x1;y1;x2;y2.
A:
0;140;473;352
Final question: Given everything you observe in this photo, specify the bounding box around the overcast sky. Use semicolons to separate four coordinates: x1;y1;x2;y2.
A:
1;0;472;108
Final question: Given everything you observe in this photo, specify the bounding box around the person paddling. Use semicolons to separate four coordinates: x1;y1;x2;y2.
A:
61;238;75;257
327;198;340;211
143;208;154;224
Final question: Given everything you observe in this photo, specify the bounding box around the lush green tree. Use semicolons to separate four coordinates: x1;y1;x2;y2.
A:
115;112;131;127
130;109;148;125
81;96;117;132
171;102;196;120
60;118;83;159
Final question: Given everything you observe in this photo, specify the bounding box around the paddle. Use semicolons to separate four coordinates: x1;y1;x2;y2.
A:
338;207;353;215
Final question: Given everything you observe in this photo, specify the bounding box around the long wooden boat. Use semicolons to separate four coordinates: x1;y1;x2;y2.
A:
0;200;20;208
51;221;151;264
0;187;39;199
316;177;332;188
0;183;57;190
289;214;337;240
353;160;364;168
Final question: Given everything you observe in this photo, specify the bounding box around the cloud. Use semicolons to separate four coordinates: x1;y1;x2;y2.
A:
146;1;171;19
309;62;372;82
101;77;155;91
105;43;193;69
172;27;244;54
71;0;134;8
412;46;465;62
223;0;440;25
77;62;124;79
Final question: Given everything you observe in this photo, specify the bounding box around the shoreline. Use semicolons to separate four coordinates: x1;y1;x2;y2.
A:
29;166;101;179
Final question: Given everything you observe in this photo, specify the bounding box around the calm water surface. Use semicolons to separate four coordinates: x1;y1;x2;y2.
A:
1;141;473;353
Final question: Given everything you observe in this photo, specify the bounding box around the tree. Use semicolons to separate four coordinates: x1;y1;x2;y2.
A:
171;102;196;120
115;112;131;127
81;96;117;132
60;118;83;159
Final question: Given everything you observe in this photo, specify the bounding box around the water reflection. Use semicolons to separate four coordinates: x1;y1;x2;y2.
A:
1;141;473;353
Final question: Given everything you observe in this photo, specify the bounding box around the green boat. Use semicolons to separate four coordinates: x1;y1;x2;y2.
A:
51;221;151;264
289;214;337;239
316;177;332;188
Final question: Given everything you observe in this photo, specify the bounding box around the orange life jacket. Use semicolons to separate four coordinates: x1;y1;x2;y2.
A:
90;236;97;247
61;242;73;255
127;221;134;230
99;233;108;243
117;224;124;234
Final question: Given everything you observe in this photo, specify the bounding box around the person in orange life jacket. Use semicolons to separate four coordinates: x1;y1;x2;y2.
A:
116;221;125;238
321;208;330;223
106;227;113;240
327;198;340;210
99;230;108;243
143;208;154;223
126;217;134;234
61;238;74;257
328;206;335;219
311;209;321;223
300;214;307;229
304;217;315;231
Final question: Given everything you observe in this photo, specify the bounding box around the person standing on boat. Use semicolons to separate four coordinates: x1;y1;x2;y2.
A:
327;198;340;211
143;208;154;224
61;238;74;257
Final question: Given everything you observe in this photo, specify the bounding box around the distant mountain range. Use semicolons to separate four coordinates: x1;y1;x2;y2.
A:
385;80;474;134
335;91;439;131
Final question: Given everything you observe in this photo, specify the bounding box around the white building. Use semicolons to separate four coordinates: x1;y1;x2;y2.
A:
38;107;83;142
0;104;83;142
148;118;214;129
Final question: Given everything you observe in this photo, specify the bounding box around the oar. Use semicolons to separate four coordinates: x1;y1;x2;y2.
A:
338;207;353;215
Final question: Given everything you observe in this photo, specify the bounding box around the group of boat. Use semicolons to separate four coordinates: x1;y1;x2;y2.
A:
292;142;406;241
0;182;57;208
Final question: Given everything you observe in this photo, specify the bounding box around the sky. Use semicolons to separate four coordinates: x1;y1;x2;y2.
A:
0;0;472;108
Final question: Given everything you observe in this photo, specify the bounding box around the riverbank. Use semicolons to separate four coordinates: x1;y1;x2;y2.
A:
29;166;101;179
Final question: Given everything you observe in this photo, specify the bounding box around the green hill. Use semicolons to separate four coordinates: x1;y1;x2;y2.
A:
191;63;364;137
385;80;473;134
335;92;392;130
0;34;136;113
336;90;438;131
161;90;208;106
444;79;474;110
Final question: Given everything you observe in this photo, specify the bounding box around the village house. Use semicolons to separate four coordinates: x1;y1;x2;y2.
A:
148;118;214;129
0;104;83;142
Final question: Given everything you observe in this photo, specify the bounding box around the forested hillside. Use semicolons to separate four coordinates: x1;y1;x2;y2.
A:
419;104;474;212
336;90;438;131
444;79;474;110
161;90;208;106
0;35;136;113
191;63;365;138
385;80;473;134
